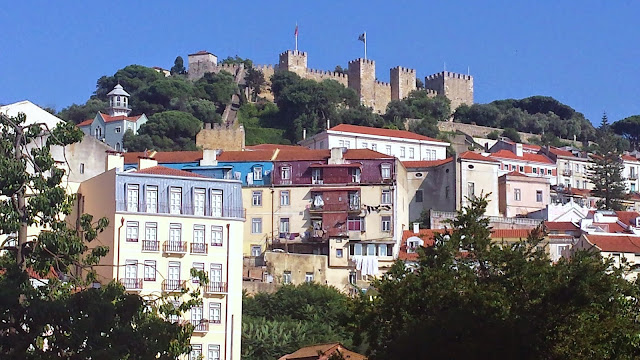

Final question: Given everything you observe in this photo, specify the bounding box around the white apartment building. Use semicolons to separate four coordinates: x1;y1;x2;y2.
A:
622;154;640;193
299;124;449;161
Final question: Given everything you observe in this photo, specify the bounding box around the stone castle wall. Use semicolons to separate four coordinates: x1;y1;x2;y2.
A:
425;72;474;112
196;123;245;151
374;80;392;114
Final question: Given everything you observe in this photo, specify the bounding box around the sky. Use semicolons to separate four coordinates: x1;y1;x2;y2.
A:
1;1;639;125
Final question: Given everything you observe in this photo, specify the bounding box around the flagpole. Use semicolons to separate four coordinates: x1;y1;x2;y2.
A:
295;22;298;51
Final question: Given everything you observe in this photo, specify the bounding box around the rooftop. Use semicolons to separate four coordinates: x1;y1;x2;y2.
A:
134;165;206;178
584;234;640;253
490;149;554;164
77;113;143;127
328;124;445;143
403;157;454;168
458;151;501;163
123;151;203;164
544;221;580;232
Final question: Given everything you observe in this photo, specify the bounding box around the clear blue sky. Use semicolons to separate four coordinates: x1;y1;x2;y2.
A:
2;1;639;124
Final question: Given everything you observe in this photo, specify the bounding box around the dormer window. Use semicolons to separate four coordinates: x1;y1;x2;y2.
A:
280;166;291;185
350;167;361;183
253;166;263;181
312;168;323;184
381;163;391;179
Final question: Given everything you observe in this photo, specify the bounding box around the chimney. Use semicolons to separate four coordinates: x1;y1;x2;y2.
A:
200;149;218;166
303;128;307;140
328;147;344;165
413;222;420;234
515;143;523;157
138;156;158;170
105;152;124;172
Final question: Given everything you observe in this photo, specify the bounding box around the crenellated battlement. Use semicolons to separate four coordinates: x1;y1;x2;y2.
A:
375;80;390;87
254;64;275;71
425;89;438;96
349;58;375;66
279;50;307;57
425;71;472;81
305;68;348;79
391;66;416;74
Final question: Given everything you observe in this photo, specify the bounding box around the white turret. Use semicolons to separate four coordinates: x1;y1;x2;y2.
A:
107;84;131;116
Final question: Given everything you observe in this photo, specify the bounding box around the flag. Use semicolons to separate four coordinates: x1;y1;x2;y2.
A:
358;32;366;42
295;24;299;37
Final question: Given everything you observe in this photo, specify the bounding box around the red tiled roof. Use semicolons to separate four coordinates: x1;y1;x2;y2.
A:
278;343;366;360
458;151;500;163
329;124;445;142
399;229;440;261
77;118;93;127
275;148;393;162
343;148;395;160
123;151;203;164
216;150;276;162
569;188;592;197
548;147;575;157
585;234;640;253
246;144;305;151
134;165;205;178
523;144;542;151
545;221;579;231
592;222;627;233
403;157;454;168
490;149;554;164
491;229;531;239
616;211;640;226
622;154;640;162
504;171;528;177
77;113;143;127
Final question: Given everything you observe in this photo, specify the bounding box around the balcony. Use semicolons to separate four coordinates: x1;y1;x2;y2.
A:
162;279;184;293
120;278;143;291
116;200;245;219
204;282;228;295
163;241;187;255
630;174;638;180
142;240;159;252
190;242;208;255
312;179;324;185
309;202;361;213
562;170;572;176
191;321;209;333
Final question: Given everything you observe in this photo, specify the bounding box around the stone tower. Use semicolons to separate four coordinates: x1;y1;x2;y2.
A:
187;50;218;80
106;84;131;117
278;50;308;77
424;71;474;112
390;66;417;100
347;58;376;109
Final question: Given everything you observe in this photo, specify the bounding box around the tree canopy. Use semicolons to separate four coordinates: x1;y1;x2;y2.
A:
590;114;628;210
612;115;640;151
123;111;203;151
357;195;640;360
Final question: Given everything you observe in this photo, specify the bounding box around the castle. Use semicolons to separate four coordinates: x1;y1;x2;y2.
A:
187;49;474;114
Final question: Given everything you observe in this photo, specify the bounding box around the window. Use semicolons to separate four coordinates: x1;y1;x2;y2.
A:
536;190;543;202
548;169;553;175
211;226;223;246
312;168;323;184
381;163;391;179
251;218;262;234
336;248;343;258
145;185;158;213
361;142;368;149
445;186;450;199
305;272;314;283
115;126;122;133
339;140;344;147
168;261;181;286
79;163;85;174
252;191;262;206
350;167;361;183
347;217;363;231
575;180;580;188
253;166;263;181
279;218;290;234
416;190;423;203
124;260;137;281
193;188;205;216
575;164;580;172
349;192;360;210
381;190;391;204
283;271;292;284
381;216;391;232
251;245;261;257
533;167;538;174
351;243;363;256
583;180;588;189
371;144;377;151
210;263;222;284
632;183;637;192
378;244;388;257
143;260;156;281
349;271;357;284
209;303;222;324
126;222;139;242
514;188;521;201
367;244;376;256
400;147;406;158
519;166;524;172
169;187;182;214
385;145;392;155
193;225;206;253
409;148;415;159
431;150;437;160
467;182;475;197
115;142;121;152
280;190;290;206
169;224;182;244
344;140;351;148
208;345;221;360
190;345;202;360
191;262;204;283
143;222;158;251
211;190;223;217
126;184;139;212
281;166;291;180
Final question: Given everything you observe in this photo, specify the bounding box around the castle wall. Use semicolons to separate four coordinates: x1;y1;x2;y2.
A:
424;71;473;112
254;64;276;101
304;69;348;87
196;124;245;151
279;50;307;77
348;58;376;110
390;66;417;100
374;81;392;113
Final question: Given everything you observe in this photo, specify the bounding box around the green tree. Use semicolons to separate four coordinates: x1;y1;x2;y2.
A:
244;67;266;102
612;115;640;151
95;65;164;100
124;111;202;151
501;127;521;142
334;65;347;75
591;113;627;210
486;130;500;140
195;71;238;109
409;117;439;138
0;112;194;358
220;56;253;68
57;98;108;124
186;99;221;125
357;194;640;360
170;56;186;75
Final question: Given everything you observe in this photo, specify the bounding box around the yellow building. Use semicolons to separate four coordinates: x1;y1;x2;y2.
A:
76;154;244;360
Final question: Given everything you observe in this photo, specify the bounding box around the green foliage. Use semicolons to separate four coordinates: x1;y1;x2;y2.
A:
0;112;193;358
195;71;238;109
590;114;628;210
95;65;165;101
220;55;253;68
334;65;347;75
170;56;186;75
57;98;108;124
486;130;500;140
357;195;640;360
612;115;640;151
501;127;521;142
384;91;451;126
185;99;221;125
124;111;202;151
238;103;290;145
245;67;266;102
242;283;355;360
453;96;597;142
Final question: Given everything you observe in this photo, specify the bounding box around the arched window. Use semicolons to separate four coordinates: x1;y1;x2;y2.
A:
115;142;121;151
94;128;99;137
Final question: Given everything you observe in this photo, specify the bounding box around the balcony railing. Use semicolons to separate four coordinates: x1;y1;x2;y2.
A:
562;170;572;176
142;240;159;252
162;279;183;292
190;242;208;255
630;174;638;180
191;321;209;333
120;278;143;291
163;241;187;254
204;282;228;295
116;200;245;219
309;203;361;212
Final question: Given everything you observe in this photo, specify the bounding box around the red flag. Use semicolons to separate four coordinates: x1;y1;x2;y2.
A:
294;24;298;37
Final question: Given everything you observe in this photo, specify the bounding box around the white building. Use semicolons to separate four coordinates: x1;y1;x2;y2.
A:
622;154;640;193
299;124;450;161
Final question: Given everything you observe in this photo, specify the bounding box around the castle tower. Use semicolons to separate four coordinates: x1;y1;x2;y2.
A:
424;71;474;112
347;58;376;109
278;50;308;76
390;66;417;100
187;50;218;80
106;84;131;117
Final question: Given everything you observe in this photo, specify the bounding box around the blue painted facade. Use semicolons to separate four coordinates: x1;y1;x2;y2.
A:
186;161;274;187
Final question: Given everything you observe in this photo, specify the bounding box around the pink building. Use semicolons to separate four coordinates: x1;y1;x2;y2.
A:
498;171;550;218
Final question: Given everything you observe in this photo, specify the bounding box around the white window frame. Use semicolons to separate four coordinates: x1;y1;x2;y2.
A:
207;344;221;360
145;185;158;213
281;166;291;180
211;190;223;217
144;260;156;281
211;226;223;247
283;271;292;284
280;190;290;206
400;147;406;158
169;187;182;215
381;190;391;204
251;218;262;234
169;223;182;244
126;184;139;212
251;245;262;257
305;272;314;283
381;163;391;179
192;262;205;284
253;166;263;181
409;148;415;159
210;263;223;284
514;188;521;201
336;248;343;258
209;302;222;324
385;145;392;155
126;221;139;242
279;218;290;234
381;216;391;232
193;188;206;216
536;190;543;202
252;191;262;206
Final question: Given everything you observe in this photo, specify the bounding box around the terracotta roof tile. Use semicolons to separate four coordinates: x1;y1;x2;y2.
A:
458;151;501;163
400;229;440;261
134;165;206;178
246;144;305;151
491;229;531;239
403;158;453;168
585;234;640;253
490;149;554;164
343;148;395;160
592;222;628;233
278;343;366;360
504;171;528;177
77;118;93;127
329;124;445;142
622;154;640;162
123;151;203;164
100;113;142;123
615;211;640;226
544;221;580;231
549;147;575;157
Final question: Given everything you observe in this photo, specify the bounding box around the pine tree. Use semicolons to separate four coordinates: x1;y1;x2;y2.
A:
170;56;186;75
590;113;627;210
